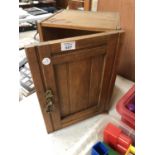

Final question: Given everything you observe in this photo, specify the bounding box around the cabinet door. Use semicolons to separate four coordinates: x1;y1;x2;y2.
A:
25;32;121;133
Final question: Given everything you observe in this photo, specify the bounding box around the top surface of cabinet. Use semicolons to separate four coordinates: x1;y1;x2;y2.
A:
40;10;121;31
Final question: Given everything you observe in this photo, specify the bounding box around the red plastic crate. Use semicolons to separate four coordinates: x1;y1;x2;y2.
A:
116;85;135;129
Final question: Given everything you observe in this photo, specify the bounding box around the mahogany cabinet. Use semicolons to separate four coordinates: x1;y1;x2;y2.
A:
25;10;123;133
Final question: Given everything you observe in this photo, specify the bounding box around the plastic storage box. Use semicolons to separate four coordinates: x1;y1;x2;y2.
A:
116;85;135;129
68;115;135;155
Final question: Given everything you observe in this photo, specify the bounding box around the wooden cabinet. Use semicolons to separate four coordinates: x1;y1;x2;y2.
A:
56;0;68;9
68;0;92;11
25;10;123;133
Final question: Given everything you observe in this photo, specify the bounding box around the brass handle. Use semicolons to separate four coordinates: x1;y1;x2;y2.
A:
45;90;54;112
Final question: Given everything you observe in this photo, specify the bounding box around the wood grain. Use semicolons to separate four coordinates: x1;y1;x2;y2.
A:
36;45;62;130
68;0;92;11
68;0;84;10
84;0;92;11
41;10;121;31
25;47;54;133
56;0;68;9
97;0;135;81
54;64;70;117
88;56;104;107
69;59;91;113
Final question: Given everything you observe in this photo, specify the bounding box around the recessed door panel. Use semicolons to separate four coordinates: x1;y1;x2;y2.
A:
68;58;91;114
53;54;105;119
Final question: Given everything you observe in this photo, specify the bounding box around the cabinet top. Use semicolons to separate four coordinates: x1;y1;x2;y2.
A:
40;10;121;31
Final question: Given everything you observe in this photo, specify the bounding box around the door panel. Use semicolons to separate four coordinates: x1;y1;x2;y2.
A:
54;63;70;117
68;59;91;113
25;32;121;133
51;46;106;120
89;55;104;107
54;55;105;118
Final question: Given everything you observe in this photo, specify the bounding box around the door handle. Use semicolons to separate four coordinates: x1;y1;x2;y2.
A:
45;89;54;112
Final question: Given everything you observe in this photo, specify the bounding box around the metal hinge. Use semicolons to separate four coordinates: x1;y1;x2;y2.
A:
45;89;54;112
